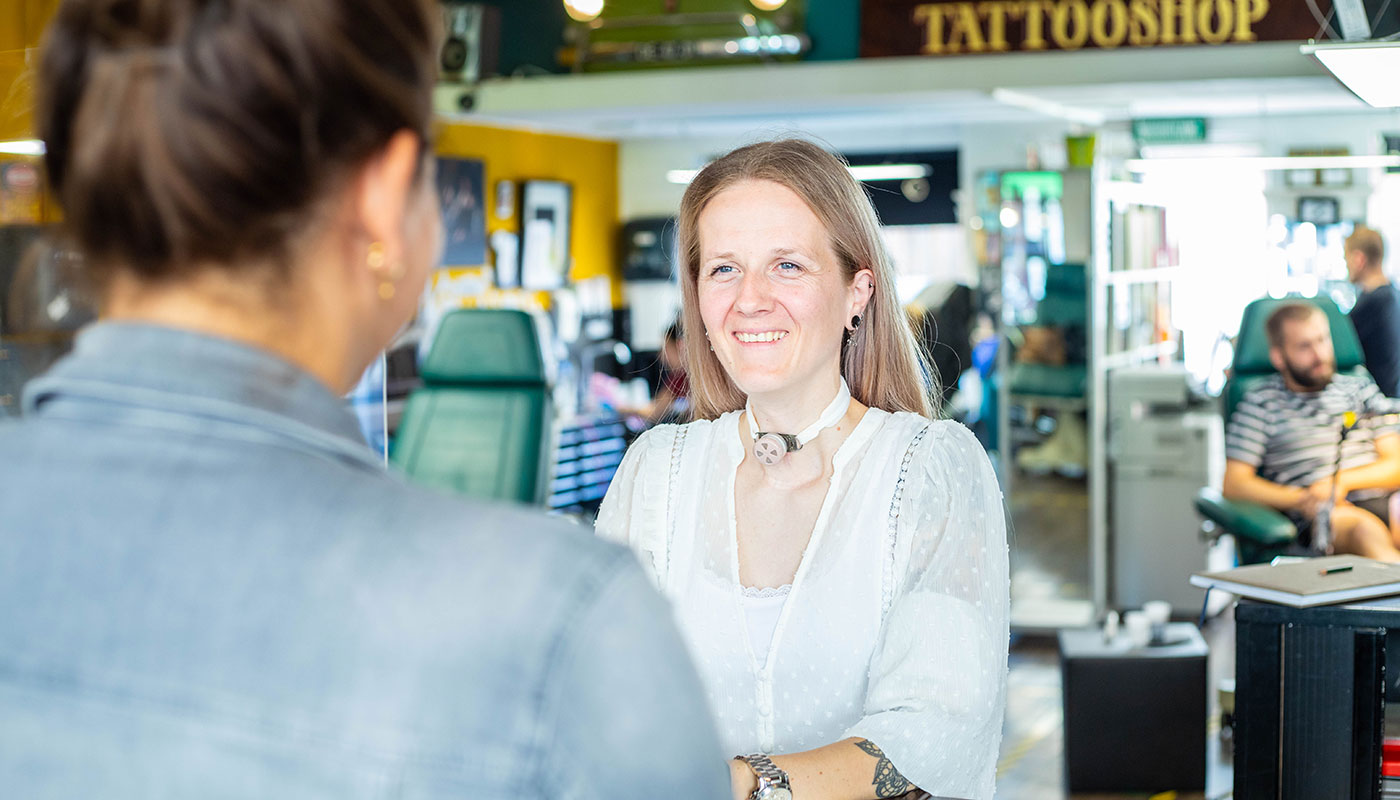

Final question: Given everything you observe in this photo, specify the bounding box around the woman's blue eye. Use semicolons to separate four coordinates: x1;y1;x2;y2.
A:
777;261;802;272
710;265;735;276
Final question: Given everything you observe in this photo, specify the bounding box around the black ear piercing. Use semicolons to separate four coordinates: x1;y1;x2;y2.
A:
850;314;863;331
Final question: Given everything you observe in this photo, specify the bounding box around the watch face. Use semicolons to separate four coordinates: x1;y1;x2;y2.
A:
758;789;792;800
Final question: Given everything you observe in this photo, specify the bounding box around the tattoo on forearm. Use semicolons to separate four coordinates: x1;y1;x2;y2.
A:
854;739;914;798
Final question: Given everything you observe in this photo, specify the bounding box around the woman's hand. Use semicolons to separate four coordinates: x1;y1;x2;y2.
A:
729;757;757;800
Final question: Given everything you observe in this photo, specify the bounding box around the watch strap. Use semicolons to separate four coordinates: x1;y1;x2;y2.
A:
737;753;790;796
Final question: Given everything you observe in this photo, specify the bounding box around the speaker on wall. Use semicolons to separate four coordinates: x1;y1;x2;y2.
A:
439;2;501;84
620;218;678;283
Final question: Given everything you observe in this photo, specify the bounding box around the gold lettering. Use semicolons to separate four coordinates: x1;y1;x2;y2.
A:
1234;0;1268;41
1052;0;1091;49
1130;0;1161;45
1024;0;1052;49
1091;0;1130;47
1161;0;1198;44
980;1;1014;51
1198;0;1233;42
912;4;948;55
948;2;988;53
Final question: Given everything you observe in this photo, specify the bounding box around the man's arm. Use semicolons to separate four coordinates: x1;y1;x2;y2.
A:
1223;459;1313;516
1324;432;1400;497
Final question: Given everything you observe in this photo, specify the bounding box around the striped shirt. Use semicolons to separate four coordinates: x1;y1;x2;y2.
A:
1226;373;1400;492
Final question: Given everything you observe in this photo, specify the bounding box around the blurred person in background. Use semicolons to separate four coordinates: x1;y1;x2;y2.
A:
0;1;725;797
1347;225;1400;398
1223;302;1400;561
617;317;690;426
598;139;1009;800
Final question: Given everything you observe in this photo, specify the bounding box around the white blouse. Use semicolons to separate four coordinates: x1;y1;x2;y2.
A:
596;408;1010;800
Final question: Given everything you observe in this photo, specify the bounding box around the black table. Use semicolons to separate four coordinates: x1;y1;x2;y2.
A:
1234;596;1400;799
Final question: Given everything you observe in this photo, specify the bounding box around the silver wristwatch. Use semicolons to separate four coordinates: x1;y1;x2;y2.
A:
737;753;792;800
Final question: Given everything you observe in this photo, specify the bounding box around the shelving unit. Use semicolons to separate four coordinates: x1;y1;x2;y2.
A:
1090;175;1191;616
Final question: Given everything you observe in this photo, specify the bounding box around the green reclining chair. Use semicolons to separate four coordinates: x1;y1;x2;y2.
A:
391;308;553;505
1194;295;1369;564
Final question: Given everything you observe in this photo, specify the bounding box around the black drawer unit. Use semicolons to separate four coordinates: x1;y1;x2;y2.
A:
549;416;627;515
1235;597;1399;800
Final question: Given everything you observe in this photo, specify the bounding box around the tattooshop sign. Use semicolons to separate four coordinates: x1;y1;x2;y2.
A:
860;0;1332;57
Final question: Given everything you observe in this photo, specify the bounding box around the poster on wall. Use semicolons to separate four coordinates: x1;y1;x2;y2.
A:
436;158;487;267
520;180;572;290
860;0;1335;58
0;160;44;224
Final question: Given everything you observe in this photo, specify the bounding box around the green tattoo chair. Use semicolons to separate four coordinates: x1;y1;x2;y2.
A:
1194;294;1369;565
391;308;554;505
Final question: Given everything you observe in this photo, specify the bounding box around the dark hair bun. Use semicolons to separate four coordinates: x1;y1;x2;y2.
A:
38;0;438;282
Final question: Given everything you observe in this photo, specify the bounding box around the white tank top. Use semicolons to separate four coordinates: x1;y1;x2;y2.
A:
740;584;790;669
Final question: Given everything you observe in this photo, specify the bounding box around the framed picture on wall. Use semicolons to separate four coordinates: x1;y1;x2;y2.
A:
520;180;572;290
1297;196;1340;227
436;157;487;267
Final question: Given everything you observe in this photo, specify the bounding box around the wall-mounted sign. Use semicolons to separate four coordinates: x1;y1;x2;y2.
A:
1132;117;1208;145
861;0;1330;58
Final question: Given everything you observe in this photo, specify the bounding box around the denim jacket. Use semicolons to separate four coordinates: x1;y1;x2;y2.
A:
0;323;727;799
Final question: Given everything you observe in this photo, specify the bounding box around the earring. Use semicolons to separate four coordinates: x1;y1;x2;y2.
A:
850;314;863;331
367;241;401;300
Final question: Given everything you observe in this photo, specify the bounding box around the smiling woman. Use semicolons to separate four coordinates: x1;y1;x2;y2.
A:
680;139;932;421
597;139;1011;800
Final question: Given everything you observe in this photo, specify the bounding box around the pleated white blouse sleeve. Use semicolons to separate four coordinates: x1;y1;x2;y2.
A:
843;421;1010;800
595;424;679;590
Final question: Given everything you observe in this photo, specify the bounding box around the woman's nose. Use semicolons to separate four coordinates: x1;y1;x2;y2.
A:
735;270;773;314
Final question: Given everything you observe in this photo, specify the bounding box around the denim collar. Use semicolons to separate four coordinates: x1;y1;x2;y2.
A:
23;322;380;470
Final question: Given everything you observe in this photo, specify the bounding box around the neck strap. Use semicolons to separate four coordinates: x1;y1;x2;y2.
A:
746;378;852;448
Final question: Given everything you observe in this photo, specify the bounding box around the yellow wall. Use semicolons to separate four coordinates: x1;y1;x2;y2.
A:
435;122;621;304
0;0;58;141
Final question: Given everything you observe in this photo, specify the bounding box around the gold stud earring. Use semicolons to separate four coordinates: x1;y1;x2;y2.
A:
367;241;398;300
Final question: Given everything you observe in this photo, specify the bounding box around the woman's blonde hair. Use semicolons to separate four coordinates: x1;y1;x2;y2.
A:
677;138;934;420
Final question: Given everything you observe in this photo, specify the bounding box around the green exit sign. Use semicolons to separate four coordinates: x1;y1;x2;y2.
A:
1132;117;1208;145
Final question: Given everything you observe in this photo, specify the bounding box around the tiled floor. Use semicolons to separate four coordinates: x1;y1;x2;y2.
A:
994;610;1236;799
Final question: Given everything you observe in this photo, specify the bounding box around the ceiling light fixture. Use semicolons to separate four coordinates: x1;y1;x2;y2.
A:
0;139;45;156
1302;41;1400;107
1126;154;1400;172
846;164;931;181
666;163;931;185
750;0;788;9
991;88;1106;127
563;0;604;23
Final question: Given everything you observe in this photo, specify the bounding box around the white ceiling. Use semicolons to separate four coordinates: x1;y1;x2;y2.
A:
439;42;1375;145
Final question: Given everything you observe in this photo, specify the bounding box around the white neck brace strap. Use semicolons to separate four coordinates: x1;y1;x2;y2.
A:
746;378;852;466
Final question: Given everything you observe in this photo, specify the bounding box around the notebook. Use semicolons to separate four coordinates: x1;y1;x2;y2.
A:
1190;555;1400;608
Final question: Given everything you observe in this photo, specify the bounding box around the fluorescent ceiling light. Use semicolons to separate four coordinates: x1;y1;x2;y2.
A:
846;164;931;181
1126;154;1400;172
666;163;931;185
1302;41;1400;107
0;139;45;156
1137;143;1260;160
990;88;1105;127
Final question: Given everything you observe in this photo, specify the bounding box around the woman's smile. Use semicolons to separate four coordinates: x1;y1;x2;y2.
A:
734;330;789;344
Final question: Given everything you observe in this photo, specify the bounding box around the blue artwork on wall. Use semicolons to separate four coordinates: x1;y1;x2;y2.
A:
436;157;487;267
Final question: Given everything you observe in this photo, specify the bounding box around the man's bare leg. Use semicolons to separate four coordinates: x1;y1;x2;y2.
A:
1389;492;1400;546
1330;504;1400;561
